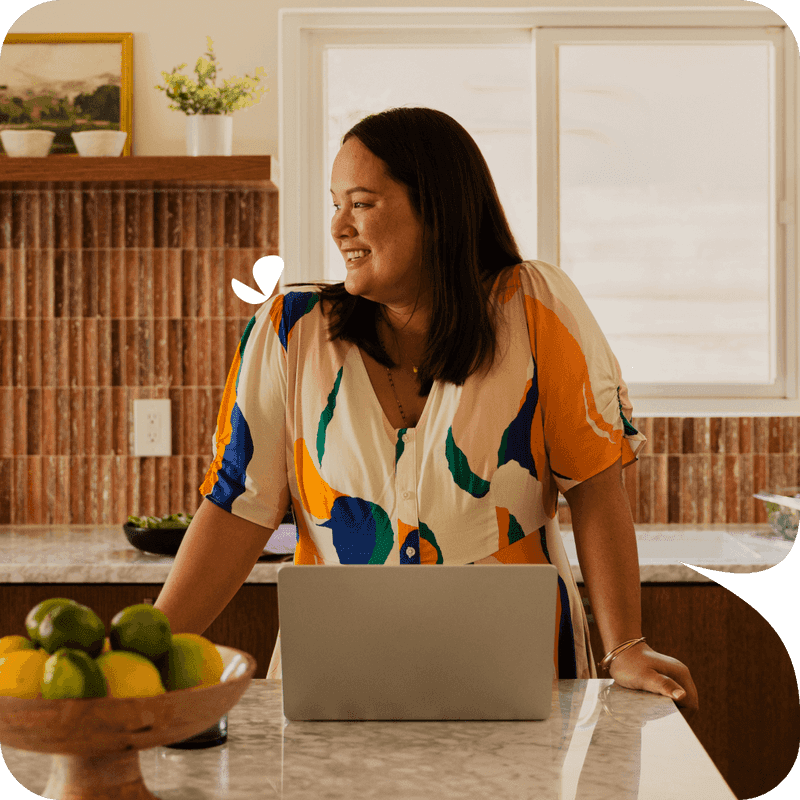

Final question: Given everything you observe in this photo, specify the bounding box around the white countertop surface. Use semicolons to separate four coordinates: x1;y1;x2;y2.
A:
0;678;736;800
0;523;793;583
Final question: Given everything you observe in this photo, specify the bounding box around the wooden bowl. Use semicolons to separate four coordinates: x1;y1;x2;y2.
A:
0;644;256;800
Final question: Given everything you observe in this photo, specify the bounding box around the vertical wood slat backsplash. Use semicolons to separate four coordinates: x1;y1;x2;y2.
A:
1;180;798;525
0;180;278;524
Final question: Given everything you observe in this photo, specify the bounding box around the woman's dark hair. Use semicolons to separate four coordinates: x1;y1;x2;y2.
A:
285;106;523;395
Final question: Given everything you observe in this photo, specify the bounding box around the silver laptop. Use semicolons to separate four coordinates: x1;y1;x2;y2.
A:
277;564;558;721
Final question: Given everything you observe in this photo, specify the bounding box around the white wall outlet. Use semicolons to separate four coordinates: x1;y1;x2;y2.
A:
133;399;172;457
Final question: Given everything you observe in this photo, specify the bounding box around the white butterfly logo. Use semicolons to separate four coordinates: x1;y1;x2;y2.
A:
231;255;285;304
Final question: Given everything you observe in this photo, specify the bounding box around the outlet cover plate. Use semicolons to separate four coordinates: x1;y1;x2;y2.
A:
133;399;172;456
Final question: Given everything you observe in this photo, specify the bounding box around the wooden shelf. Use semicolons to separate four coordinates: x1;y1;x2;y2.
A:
0;155;273;184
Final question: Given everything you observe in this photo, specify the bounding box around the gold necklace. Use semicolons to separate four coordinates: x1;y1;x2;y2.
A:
380;322;418;426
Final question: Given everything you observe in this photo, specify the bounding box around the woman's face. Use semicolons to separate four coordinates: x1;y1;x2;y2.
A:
330;137;427;311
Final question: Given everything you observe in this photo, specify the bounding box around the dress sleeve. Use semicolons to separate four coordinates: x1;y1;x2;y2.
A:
519;260;647;494
198;295;290;529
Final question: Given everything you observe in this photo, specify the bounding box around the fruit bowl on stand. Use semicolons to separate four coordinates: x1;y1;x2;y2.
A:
0;644;256;800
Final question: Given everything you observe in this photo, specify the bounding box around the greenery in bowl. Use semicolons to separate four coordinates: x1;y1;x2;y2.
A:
155;37;268;115
127;513;193;530
763;502;799;541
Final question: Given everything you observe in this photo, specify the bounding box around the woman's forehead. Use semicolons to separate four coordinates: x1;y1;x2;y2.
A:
331;138;388;184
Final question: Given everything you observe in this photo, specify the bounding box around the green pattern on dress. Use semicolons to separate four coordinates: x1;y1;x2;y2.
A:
368;502;396;564
445;427;491;498
507;512;525;545
394;428;407;472
317;367;344;464
235;315;257;390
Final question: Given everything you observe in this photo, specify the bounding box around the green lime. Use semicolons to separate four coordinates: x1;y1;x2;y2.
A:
38;603;105;658
41;648;107;699
109;604;172;661
25;598;78;646
154;634;205;691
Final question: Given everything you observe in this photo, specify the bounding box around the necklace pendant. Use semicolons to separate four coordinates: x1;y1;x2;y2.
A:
412;365;418;374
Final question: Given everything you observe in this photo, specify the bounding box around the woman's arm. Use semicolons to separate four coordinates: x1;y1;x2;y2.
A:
564;457;699;711
153;497;275;636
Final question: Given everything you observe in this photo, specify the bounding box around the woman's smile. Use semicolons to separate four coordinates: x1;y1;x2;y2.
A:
345;249;371;266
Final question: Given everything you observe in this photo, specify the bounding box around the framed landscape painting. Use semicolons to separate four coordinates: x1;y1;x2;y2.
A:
0;32;133;155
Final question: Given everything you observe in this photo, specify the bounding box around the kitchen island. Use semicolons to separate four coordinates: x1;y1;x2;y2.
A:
1;678;737;800
0;523;797;799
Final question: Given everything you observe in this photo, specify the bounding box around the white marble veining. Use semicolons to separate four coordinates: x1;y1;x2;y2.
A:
0;679;736;799
0;523;792;583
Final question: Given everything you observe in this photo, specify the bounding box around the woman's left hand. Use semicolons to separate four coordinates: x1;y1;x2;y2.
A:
608;642;699;716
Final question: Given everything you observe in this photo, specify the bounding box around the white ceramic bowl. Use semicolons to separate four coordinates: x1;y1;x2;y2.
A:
0;129;56;157
71;130;127;157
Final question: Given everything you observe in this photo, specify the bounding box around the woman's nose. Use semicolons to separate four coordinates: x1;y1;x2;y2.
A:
331;209;355;240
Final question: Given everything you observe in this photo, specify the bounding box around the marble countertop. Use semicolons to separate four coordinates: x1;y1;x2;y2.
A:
0;523;793;584
0;678;736;800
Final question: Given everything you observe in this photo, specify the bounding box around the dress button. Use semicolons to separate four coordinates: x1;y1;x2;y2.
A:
406;546;416;557
402;491;411;500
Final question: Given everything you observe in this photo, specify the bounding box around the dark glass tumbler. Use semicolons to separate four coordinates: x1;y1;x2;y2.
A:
164;714;228;749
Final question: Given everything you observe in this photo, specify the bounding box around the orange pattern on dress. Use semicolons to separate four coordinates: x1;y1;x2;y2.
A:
525;295;622;483
293;438;345;521
294;503;324;564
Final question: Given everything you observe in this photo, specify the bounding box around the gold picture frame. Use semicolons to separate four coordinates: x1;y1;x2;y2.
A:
0;32;133;155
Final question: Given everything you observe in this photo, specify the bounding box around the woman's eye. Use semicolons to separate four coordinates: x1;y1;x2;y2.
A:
331;202;368;211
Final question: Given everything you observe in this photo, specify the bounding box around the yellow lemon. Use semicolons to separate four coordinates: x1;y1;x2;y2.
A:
0;649;50;698
0;635;37;656
96;651;166;698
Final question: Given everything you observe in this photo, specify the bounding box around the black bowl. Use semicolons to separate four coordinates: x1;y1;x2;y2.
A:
123;507;297;559
122;523;188;556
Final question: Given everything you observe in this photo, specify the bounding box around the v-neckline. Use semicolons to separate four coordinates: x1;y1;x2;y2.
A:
354;345;434;436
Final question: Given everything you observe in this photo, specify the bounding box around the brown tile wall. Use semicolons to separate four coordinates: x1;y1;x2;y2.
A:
0;180;278;524
1;181;798;526
557;416;800;526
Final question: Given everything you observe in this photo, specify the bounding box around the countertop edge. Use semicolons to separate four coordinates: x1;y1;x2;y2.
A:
0;524;793;584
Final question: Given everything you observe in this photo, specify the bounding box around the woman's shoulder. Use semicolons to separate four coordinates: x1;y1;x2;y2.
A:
249;286;326;352
512;259;584;301
490;259;563;299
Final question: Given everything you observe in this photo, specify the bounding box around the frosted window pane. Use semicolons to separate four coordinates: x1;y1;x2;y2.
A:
325;46;534;282
559;44;772;384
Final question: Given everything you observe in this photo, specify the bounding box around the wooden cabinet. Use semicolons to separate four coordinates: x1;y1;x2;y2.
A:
580;583;800;800
0;583;280;679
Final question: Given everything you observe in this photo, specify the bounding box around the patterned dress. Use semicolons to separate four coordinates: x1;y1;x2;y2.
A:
199;260;647;680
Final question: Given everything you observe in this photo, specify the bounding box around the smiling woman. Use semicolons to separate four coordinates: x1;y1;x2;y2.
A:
153;106;696;714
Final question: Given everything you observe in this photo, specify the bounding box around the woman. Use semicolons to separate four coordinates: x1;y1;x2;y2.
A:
155;107;698;711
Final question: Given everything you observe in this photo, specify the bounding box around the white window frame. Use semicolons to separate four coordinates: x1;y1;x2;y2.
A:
278;5;799;417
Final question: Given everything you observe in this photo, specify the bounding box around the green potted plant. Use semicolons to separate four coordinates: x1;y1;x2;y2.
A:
155;37;268;155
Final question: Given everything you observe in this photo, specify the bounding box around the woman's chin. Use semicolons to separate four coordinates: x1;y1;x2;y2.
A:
343;272;367;297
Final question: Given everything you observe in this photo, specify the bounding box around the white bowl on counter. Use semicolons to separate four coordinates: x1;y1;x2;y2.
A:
0;129;56;157
71;130;127;157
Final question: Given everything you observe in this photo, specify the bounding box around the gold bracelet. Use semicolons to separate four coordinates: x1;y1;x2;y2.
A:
598;636;646;672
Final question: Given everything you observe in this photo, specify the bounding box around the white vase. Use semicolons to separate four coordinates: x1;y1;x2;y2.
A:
185;115;233;156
